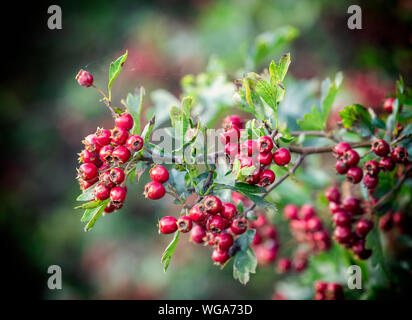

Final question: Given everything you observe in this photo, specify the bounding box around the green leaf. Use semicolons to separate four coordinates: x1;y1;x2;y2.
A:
297;105;324;131
121;86;145;135
235;229;256;250
255;80;277;109
108;50;128;101
83;199;110;231
76;183;98;201
269;53;291;83
233;247;257;285
161;231;180;272
141;114;155;144
181;96;193;118
75;199;102;210
169;105;182;129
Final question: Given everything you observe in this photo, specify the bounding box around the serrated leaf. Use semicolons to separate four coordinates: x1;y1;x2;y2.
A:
339;104;372;131
76;183;98;201
297;105;324;131
255;80;277;109
161;231;180;272
233;247;257;285
108;50;128;101
121;86;145;135
83;199;110;230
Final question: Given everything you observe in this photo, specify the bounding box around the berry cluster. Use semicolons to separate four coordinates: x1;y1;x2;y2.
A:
250;214;279;266
314;281;344;300
379;211;409;234
221;115;291;187
158;194;249;265
77;103;144;213
144;165;169;200
333;140;409;189
325;187;373;260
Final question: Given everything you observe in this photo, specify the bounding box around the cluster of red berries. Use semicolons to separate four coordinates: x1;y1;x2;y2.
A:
333;140;409;188
314;281;344;300
275;251;310;274
144;165;169;200
379;211;409;234
221;115;291;186
249;214;279;266
325;187;373;260
77;108;144;213
158;195;249;265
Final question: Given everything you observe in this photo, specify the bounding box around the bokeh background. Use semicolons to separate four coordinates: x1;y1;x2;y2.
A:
1;0;412;299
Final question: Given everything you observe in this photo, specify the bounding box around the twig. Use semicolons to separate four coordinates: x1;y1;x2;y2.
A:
92;85;117;117
289;141;371;155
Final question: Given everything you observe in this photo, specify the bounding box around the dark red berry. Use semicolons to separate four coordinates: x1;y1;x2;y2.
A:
223;115;244;129
333;142;351;158
110;186;127;203
315;281;328;293
328;283;344;300
112;145;131;164
176;216;193;233
356;219;373;237
109;167;125;185
276;258;292;274
357;248;372;260
144;182;166;200
78;149;100;165
258;136;274;153
342;197;361;213
76;69;93;87
284;204;299;220
379;211;393;231
299;204;315;220
257;152;273;166
95;128;111;146
364;160;379;177
221;202;237;220
126;135;144;152
79;177;98;190
189;204;208;222
335;160;348;174
204;196;223;215
273;148;291;166
94;183;110;200
215;233;234;250
150;165;169;183
333;226;352;243
383;97;395;113
333;210;352;226
258;169;276;187
329;201;341;214
115;113;134;131
293;257;307;272
346;167;363;184
159;216;178;234
212;248;229;264
99;145;114;163
104;202;117;214
325;187;340;203
207;215;225;233
391;147;408;163
363;174;379;189
343;149;360;167
230;217;248;235
245;169;260;185
379;157;395;172
241;140;259;157
111;127;129;145
372;139;390;157
100;171;115;189
78;163;98;181
190;224;206;243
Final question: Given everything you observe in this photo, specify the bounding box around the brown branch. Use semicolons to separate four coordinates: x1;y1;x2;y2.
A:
289;141;371;155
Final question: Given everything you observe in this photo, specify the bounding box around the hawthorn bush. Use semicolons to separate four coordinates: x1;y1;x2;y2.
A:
74;50;412;299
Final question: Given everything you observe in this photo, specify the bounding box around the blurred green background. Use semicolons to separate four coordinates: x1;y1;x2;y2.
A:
1;0;411;299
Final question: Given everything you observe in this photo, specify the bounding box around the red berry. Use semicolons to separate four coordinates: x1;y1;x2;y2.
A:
273;148;291;166
230;217;248;235
258;169;276;187
104;202;117;214
315;281;328;293
343;149;360;167
284;204;299;220
115;113;134;131
391;147;408;163
255;242;278;265
110;186;127;203
99;145;114;163
224;143;239;160
206;215;225;233
372;139;390;157
252;232;262;245
364;160;379;177
356;219;373;237
220;126;240;145
328;201;341;214
241;140;259;157
333;226;352;243
333;210;352;226
82;134;101;153
313;230;329;242
328;283;344;300
112;145;131;163
250;214;267;228
335;160;348;174
211;248;229;264
78;149;100;165
78;163;98;181
221;202;237;220
257;136;274;153
383;97;395;113
379;211;393;231
293;257;308;272
363;174;379;189
392;212;406;226
109;167;125;185
111;127;129;145
333;142;351;158
276;258;292;274
244;168;260;185
215;233;234;250
100;171;115;189
379;157;395;172
95;128;111;146
144;182;165;200
325;187;340;203
189;204;208;222
94;183;110;200
346;166;363;184
299;204;315;220
126;135;144;152
261;225;277;239
357;248;372;260
176;216;193;233
223;115;244;129
342;196;361;213
150;165;169;183
159;216;178;234
204;196;223;215
190;225;206;243
306;217;322;231
79;177;98;190
257;152;273;166
76;69;93;87
236;154;254;168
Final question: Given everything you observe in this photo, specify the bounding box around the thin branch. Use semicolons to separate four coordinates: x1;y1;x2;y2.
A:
289;141;371;155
